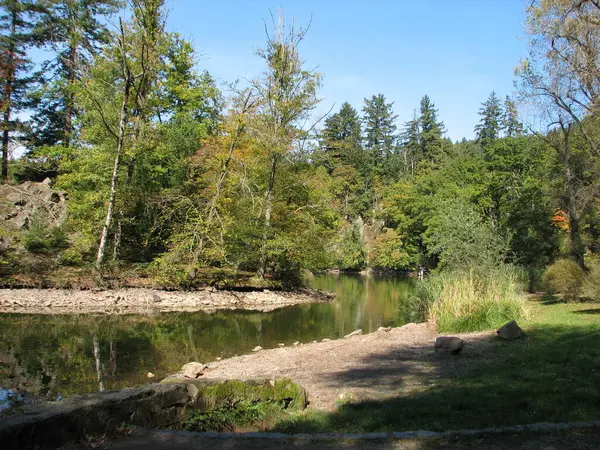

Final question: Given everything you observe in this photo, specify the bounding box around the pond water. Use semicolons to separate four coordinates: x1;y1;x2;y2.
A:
0;273;414;405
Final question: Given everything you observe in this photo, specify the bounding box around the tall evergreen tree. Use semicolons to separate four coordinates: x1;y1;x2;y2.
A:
27;0;121;148
418;94;445;162
502;95;524;137
474;91;503;148
400;110;421;173
362;94;397;171
0;0;43;181
321;101;362;170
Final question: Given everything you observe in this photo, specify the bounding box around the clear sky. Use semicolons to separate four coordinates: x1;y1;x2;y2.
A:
165;0;529;142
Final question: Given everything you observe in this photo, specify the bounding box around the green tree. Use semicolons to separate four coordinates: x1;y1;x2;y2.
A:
475;91;503;149
250;12;321;278
362;94;397;173
502;95;524;137
27;0;121;149
320;101;362;172
400;111;421;174
418;95;445;163
0;0;43;181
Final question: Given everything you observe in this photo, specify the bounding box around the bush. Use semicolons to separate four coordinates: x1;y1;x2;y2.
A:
582;259;600;301
407;266;529;332
24;221;68;255
543;258;585;302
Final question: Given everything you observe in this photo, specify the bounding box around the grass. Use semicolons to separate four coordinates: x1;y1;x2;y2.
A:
273;296;600;433
407;266;529;332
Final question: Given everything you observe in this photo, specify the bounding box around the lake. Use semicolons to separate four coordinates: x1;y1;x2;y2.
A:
0;273;414;409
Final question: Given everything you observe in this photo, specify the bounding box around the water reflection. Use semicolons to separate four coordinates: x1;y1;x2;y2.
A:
0;274;414;406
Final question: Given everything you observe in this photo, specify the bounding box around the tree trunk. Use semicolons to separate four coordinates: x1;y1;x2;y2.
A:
64;43;77;147
92;335;105;392
562;124;585;269
1;9;16;182
95;77;131;269
259;152;279;278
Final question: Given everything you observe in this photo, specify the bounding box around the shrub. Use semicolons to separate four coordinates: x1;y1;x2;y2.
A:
582;259;600;301
543;258;585;302
24;221;68;255
407;266;529;333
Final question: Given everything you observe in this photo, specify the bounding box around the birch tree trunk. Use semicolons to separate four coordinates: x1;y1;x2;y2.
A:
259;152;279;278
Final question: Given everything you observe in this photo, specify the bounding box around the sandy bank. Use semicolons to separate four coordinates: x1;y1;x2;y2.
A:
0;287;334;315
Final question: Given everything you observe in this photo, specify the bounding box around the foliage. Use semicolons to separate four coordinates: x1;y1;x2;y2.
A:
543;258;585;301
370;228;412;270
424;197;507;271
582;257;600;301
23;219;68;254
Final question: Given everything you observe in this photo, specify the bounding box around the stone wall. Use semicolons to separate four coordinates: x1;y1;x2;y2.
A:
0;378;307;449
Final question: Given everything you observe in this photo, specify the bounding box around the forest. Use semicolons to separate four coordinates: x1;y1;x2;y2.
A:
1;0;599;329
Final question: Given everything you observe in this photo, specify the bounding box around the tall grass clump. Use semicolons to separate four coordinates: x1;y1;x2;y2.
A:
409;266;529;333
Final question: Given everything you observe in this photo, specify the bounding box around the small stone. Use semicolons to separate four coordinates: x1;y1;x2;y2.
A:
312;340;317;344
321;338;330;342
377;326;391;332
252;346;263;352
497;320;523;340
434;336;465;355
152;293;162;303
278;343;285;348
182;362;206;379
147;372;155;378
216;357;222;361
344;329;362;339
293;341;300;346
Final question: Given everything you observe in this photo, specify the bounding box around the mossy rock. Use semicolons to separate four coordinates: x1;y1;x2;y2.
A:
161;378;308;411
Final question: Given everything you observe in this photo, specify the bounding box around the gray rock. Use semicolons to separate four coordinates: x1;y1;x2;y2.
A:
252;346;263;352
434;336;465;355
182;362;206;379
344;329;362;339
497;320;523;340
152;293;162;303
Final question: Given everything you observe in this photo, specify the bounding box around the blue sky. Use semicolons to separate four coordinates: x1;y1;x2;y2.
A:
166;0;528;142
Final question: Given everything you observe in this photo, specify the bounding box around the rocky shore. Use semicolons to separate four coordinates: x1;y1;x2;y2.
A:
0;287;334;315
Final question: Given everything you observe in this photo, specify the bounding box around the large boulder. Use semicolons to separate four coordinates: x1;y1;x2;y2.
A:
182;362;207;379
497;320;523;340
434;336;465;355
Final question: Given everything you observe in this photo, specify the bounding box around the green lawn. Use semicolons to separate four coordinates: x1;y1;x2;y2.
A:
274;297;600;433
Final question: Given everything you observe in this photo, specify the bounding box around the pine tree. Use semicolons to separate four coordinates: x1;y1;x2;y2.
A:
474;91;502;148
27;0;121;148
400;110;421;173
0;0;43;181
418;95;445;162
321;102;362;171
502;95;524;137
362;94;397;171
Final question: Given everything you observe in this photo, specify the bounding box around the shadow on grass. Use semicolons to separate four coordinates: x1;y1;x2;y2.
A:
573;308;600;315
274;322;600;434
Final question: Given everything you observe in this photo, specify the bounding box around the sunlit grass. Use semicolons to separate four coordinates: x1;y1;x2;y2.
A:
274;299;600;433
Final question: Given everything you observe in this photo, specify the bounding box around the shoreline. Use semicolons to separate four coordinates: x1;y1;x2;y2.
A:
0;287;334;315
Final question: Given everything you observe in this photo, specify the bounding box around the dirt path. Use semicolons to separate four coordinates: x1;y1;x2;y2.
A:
174;323;494;411
0;288;333;315
92;427;600;450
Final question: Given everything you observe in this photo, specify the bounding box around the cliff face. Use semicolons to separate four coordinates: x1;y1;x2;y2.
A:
0;179;68;250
